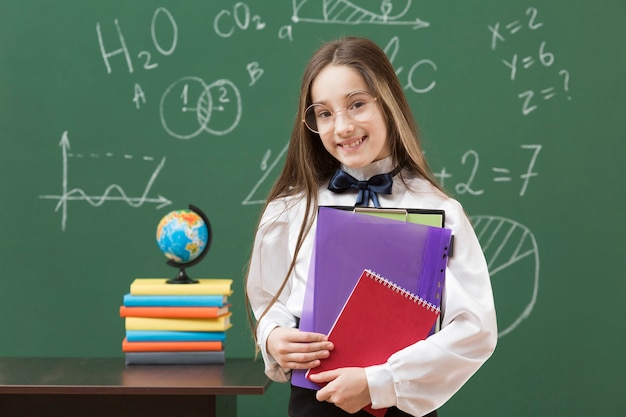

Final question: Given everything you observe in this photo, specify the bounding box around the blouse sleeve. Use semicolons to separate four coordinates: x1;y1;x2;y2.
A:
246;198;301;382
365;199;498;415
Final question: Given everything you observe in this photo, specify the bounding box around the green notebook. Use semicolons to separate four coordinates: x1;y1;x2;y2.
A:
326;206;445;227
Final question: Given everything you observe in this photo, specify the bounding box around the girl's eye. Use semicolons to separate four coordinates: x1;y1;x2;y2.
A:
317;108;332;119
349;100;366;110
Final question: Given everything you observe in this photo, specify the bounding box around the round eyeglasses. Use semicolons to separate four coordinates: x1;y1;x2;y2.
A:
303;91;378;134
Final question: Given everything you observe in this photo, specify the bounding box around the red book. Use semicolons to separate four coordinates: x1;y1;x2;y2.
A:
121;338;223;352
119;305;230;319
306;269;440;417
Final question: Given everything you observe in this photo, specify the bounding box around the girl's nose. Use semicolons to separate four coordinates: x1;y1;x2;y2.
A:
333;111;355;135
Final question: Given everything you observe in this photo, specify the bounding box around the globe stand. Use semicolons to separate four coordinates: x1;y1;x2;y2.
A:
167;267;198;285
165;204;212;285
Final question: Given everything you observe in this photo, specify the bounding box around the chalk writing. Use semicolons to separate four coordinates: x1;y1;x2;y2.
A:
96;7;180;113
501;41;555;80
453;150;484;196
488;7;572;115
133;83;147;109
96;7;178;75
445;145;542;197
39;131;171;231
241;143;289;206
518;144;541;196
214;3;267;38
384;36;437;94
247;62;264;87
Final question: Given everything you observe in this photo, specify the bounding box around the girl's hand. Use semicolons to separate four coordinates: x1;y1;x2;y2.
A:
266;326;334;370
309;367;371;413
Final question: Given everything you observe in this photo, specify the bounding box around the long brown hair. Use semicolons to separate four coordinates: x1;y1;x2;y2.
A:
245;37;444;348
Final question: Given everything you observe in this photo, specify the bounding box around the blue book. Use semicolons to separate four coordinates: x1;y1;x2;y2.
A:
123;293;227;307
125;330;226;342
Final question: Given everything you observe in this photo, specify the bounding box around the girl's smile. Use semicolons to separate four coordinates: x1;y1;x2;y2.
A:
338;136;365;150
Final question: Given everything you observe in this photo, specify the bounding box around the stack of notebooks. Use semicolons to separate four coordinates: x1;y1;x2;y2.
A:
294;207;453;417
120;278;233;365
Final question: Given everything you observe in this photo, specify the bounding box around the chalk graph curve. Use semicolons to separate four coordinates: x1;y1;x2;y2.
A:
39;131;172;231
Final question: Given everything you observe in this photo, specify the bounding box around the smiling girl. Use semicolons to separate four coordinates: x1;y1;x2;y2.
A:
245;37;497;417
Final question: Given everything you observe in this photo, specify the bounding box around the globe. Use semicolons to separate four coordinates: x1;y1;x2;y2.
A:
156;209;209;264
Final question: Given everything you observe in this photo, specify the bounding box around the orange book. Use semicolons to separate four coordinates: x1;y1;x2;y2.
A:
121;338;223;352
306;269;440;417
119;305;230;319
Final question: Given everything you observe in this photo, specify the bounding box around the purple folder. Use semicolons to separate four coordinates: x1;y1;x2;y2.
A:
293;206;452;389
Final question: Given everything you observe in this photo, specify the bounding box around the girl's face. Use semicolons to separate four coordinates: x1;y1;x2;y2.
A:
309;64;390;169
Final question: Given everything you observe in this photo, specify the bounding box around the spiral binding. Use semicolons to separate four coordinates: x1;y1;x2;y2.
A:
364;269;440;313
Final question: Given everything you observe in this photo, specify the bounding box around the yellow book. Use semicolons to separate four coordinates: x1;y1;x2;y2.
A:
130;279;233;296
125;314;233;331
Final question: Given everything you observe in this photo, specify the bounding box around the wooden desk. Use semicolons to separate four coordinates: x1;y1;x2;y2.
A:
0;357;271;417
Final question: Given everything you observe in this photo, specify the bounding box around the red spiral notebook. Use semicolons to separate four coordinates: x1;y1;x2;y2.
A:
306;269;441;417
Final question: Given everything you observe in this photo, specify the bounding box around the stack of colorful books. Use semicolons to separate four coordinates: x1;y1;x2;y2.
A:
120;278;233;365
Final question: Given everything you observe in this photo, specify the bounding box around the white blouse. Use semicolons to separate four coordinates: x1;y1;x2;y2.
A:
246;157;497;416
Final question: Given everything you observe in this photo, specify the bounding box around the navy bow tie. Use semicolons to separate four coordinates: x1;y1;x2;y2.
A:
328;169;395;208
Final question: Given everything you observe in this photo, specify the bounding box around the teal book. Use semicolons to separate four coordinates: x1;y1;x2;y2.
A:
123;293;228;307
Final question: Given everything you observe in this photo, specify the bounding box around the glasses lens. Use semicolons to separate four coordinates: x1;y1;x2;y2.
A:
346;91;376;122
304;104;332;133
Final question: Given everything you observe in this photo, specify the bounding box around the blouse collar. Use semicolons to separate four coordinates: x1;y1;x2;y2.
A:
341;156;395;181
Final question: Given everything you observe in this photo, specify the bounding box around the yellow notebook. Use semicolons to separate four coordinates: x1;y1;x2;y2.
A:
130;279;233;296
125;314;233;331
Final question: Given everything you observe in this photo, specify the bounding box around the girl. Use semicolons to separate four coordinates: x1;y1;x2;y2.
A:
245;37;497;417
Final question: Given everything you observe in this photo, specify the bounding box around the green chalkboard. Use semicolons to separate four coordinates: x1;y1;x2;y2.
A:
1;1;624;416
